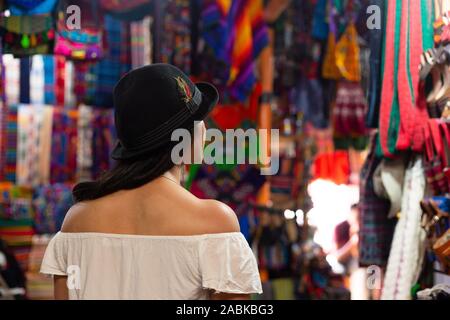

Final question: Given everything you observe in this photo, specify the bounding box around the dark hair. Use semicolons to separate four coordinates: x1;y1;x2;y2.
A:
72;144;176;203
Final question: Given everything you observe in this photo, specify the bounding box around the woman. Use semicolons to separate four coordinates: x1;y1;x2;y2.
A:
40;64;262;300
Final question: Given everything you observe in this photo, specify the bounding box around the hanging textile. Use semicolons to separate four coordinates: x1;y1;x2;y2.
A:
358;136;395;267
0;15;55;56
377;0;434;157
366;0;385;128
100;0;152;21
2;105;18;183
332;81;368;150
43;56;55;105
54;0;104;61
382;156;427;300
16;105;53;187
189;164;266;217
201;0;269;101
54;56;65;106
91;108;116;179
4;55;20;106
158;0;191;74
33;184;73;235
50;108;77;183
30;56;45;105
130;16;152;69
8;0;57;15
87;14;131;107
0;185;34;272
77;105;93;182
19;58;30;104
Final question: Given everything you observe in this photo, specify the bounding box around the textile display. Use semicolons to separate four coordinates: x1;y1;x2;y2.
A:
200;0;269;101
377;0;434;157
382;156;427;300
358;136;395;267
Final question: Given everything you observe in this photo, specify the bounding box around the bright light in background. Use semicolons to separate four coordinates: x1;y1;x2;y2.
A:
4;10;10;17
283;209;295;220
307;179;359;252
296;209;304;226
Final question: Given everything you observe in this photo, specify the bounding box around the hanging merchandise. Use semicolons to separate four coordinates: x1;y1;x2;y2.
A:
0;15;55;57
377;0;434;157
50;108;77;184
358;135;395;267
85;14;131;107
335;22;361;83
200;0;269;102
100;0;152;21
77;105;93;182
7;0;57;15
382;156;427;300
29;56;45;105
0;185;34;273
322;2;341;80
54;1;104;61
33;184;73;235
366;0;385;128
130;16;152;69
16;105;53;187
332;81;368;150
90;107;116;179
0;104;18;183
159;0;191;75
42;56;55;105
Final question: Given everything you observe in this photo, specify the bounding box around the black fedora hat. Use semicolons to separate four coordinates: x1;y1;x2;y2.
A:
111;63;219;160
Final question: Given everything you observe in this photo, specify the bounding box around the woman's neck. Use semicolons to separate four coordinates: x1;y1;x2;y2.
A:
162;166;182;185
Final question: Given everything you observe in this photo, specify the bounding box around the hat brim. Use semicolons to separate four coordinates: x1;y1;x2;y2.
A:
111;81;219;161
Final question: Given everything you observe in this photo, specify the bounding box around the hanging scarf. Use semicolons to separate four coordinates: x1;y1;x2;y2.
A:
201;0;269;101
377;0;434;157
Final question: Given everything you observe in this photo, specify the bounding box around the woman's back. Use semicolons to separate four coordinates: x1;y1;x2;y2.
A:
41;178;262;300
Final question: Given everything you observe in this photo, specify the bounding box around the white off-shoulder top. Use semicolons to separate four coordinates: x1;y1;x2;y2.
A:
40;231;262;300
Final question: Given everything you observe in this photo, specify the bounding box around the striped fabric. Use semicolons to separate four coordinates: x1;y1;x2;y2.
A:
201;0;269;101
377;0;434;157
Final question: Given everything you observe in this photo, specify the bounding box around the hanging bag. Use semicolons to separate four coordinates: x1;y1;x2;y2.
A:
335;21;361;82
322;2;341;80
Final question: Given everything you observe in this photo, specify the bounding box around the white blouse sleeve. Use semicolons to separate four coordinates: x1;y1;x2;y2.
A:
40;232;68;276
199;233;262;295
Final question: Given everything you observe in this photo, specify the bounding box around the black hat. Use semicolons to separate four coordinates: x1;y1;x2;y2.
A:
111;64;219;160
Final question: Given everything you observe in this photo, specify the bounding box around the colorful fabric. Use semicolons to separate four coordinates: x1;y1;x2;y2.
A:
33;184;73;235
87;14;131;107
382;156;427;300
201;0;269;101
377;0;434;157
189;164;266;217
77;105;93;182
30;55;45;105
0;15;55;56
358;136;395;267
3;104;18;182
130;16;152;69
155;0;191;74
9;0;57;15
43;55;55;105
50;108;78;183
91;108;116;179
16;104;53;187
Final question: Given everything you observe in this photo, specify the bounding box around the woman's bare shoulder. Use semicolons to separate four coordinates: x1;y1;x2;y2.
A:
189;199;241;234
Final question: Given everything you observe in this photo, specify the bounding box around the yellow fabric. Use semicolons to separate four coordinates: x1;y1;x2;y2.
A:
335;23;361;82
322;32;342;80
